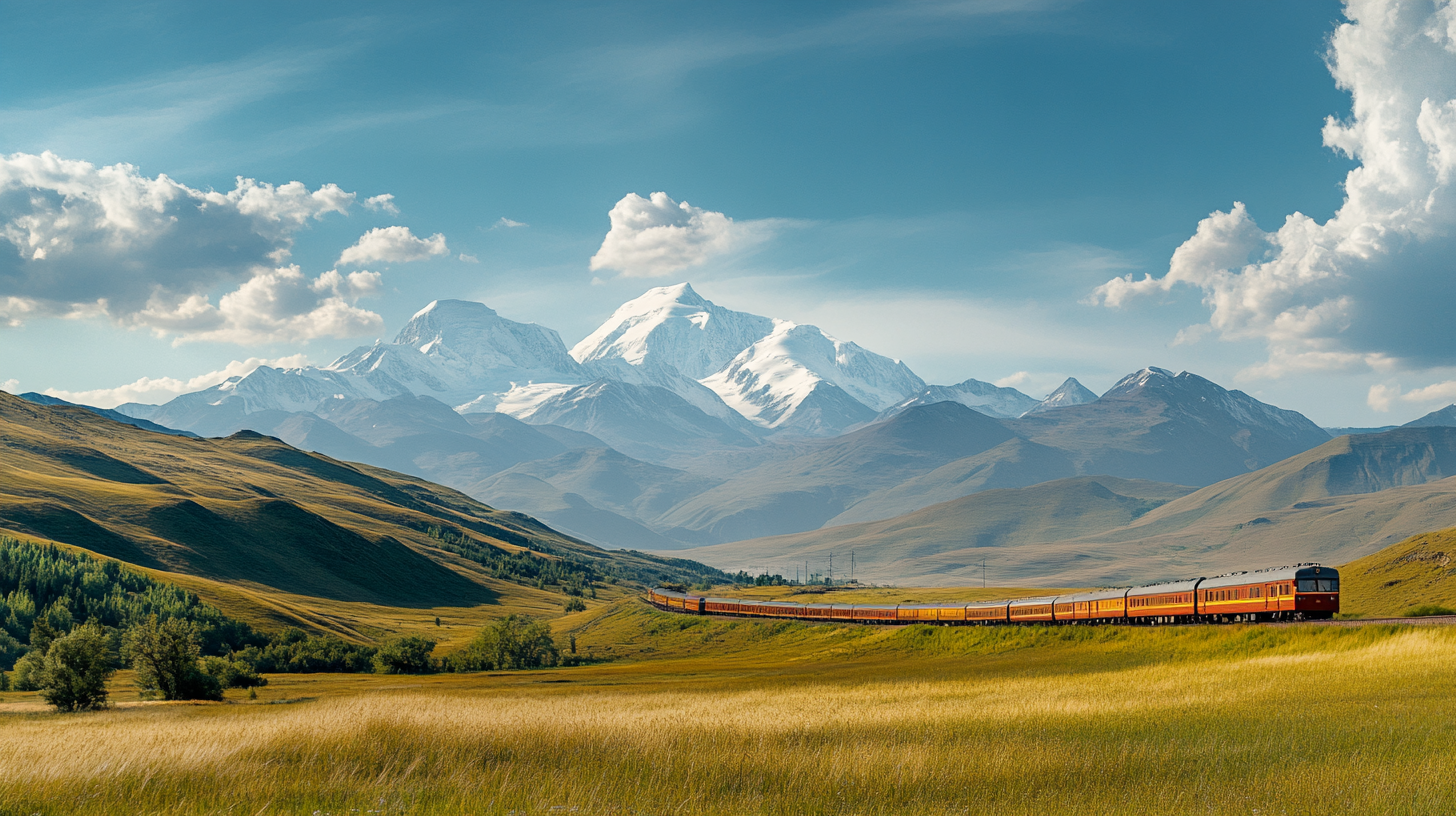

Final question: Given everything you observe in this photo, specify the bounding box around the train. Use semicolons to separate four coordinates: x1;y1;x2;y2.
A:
648;563;1339;625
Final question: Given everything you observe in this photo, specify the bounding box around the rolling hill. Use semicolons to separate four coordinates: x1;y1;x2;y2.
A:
0;392;725;638
682;427;1456;586
1340;525;1456;617
674;476;1196;585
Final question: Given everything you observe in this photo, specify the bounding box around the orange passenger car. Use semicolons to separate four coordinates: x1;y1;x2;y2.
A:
1009;596;1056;623
965;600;1009;625
851;605;898;624
1126;579;1199;624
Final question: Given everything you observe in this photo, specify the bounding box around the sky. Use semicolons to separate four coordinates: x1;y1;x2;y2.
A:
3;0;1456;426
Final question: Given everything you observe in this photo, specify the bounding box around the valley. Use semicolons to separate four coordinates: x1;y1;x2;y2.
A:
60;282;1456;589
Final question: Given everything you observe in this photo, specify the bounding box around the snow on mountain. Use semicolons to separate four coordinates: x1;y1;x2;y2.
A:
120;288;931;442
1023;377;1097;415
1100;367;1326;438
701;320;926;434
886;378;1038;419
327;299;585;412
571;283;776;380
518;379;761;462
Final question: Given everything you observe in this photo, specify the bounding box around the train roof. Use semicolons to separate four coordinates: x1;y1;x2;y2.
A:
966;599;1011;608
1008;595;1058;607
1057;588;1130;604
1200;564;1336;589
899;603;961;610
654;588;686;599
852;604;899;611
702;597;740;604
1127;578;1202;596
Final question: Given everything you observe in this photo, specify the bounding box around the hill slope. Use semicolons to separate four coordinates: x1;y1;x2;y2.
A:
0;393;725;631
685;427;1456;586
1339;526;1456;617
675;476;1195;585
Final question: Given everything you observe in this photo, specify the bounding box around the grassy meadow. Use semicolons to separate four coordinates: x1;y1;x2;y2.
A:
4;599;1456;815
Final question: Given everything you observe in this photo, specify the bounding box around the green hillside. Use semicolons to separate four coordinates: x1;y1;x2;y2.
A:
1340;526;1456;617
0;393;726;641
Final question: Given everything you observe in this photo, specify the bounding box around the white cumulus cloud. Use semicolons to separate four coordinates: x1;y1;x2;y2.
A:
1;378;18;393
337;225;450;266
363;193;399;214
42;354;312;408
135;265;383;346
1091;0;1456;377
589;192;773;278
0;151;388;344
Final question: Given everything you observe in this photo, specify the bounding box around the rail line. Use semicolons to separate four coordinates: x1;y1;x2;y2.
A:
649;563;1345;627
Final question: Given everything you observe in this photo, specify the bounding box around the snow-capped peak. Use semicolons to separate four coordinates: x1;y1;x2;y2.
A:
700;319;926;432
570;282;775;380
1022;377;1098;415
1099;367;1325;437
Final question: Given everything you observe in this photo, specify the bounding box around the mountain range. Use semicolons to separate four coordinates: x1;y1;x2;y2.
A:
18;282;1455;585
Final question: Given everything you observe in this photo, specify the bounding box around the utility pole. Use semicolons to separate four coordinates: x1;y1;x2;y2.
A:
828;552;834;586
982;557;987;589
851;551;856;583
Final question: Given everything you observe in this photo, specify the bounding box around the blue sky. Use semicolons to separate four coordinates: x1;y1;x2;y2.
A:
5;0;1455;425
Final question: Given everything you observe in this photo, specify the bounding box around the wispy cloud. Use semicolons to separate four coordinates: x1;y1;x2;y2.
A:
0;47;351;160
43;354;312;409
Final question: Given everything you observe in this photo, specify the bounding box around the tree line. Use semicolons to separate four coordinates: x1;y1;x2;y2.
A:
0;536;581;712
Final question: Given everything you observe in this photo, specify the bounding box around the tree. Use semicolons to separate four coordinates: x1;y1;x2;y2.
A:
10;651;43;691
38;622;114;712
29;617;59;656
372;635;437;674
123;615;222;701
564;597;586;613
444;615;558;672
199;656;266;689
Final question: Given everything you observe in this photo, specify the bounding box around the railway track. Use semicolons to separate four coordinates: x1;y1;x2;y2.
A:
648;598;1456;628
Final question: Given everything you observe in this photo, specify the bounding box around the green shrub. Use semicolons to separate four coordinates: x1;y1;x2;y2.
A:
444;614;558;672
564;597;586;613
1401;604;1456;618
38;622;114;712
372;636;437;674
231;628;375;674
0;630;24;673
200;656;267;689
10;652;43;691
123;615;222;701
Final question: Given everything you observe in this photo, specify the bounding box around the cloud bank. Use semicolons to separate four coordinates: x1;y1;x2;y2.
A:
590;191;772;278
0;151;383;344
42;354;312;409
1092;0;1456;379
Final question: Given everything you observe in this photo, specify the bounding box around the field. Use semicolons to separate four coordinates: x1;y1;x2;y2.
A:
4;600;1456;815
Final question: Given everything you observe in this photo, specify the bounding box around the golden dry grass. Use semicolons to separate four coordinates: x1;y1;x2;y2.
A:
3;609;1454;815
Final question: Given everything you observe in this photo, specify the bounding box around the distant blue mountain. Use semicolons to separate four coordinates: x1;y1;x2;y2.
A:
16;393;198;437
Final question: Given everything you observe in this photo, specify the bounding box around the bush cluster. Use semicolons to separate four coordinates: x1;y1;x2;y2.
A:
0;537;582;711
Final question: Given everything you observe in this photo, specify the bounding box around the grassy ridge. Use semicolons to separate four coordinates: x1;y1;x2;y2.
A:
1;610;1452;814
0;393;729;641
1342;526;1456;617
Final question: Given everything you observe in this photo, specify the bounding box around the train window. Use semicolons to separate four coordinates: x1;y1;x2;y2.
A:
1318;578;1339;592
1297;579;1317;592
